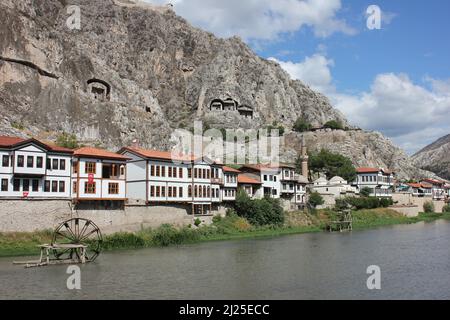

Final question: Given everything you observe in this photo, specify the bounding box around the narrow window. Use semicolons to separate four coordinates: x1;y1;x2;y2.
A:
1;179;8;192
17;155;24;167
44;180;50;192
73;161;78;174
59;181;65;193
156;166;160;177
27;156;34;168
151;165;155;176
73;181;77;194
168;167;172;178
13;179;20;192
47;158;51;170
2;155;9;167
52;181;58;193
173;167;177;178
60;159;66;171
179;187;183;198
52;158;58;170
156;186;160;197
36;157;43;168
32;180;39;192
188;168;192;178
161;186;166;197
150;185;155;197
23;179;30;191
179;168;183;178
188;185;192;197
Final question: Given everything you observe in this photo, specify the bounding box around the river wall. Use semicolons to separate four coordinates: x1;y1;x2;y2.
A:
0;200;227;234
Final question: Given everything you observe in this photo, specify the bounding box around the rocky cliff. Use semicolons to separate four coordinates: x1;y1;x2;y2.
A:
412;134;450;180
0;0;435;180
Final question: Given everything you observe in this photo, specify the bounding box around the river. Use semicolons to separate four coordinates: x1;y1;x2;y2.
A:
1;220;450;300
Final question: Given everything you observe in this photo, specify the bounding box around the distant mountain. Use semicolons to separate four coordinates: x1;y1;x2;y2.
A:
0;0;436;180
412;134;450;180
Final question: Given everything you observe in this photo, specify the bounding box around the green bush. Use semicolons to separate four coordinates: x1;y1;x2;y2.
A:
308;149;356;182
308;192;324;209
234;189;285;226
336;196;393;211
443;205;450;213
323;120;344;130
423;201;435;213
56;132;80;149
194;218;202;227
360;187;372;198
293;118;312;132
151;224;200;246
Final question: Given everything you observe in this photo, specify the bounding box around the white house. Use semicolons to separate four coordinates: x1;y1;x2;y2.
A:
421;179;446;201
406;182;433;197
118;147;224;216
353;167;395;197
0;136;73;199
240;164;282;198
72;147;129;204
222;166;240;202
237;173;262;199
311;176;358;199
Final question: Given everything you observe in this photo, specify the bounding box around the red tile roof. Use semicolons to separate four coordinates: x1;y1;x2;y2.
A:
74;147;130;161
223;166;241;173
121;147;195;162
238;174;262;185
357;167;394;174
422;178;445;186
241;164;283;172
0;136;26;147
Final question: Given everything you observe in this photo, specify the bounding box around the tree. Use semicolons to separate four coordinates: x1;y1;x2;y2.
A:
293;118;312;133
266;122;285;136
308;149;357;182
56;132;80;149
308;192;324;209
324;120;344;130
423;201;435;213
360;187;373;197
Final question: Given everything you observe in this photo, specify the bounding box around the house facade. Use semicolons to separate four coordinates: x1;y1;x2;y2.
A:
421;179;447;201
353;167;395;197
72;147;128;203
222;166;240;202
237;173;262;199
0;136;73;199
119;147;226;215
240;165;282;198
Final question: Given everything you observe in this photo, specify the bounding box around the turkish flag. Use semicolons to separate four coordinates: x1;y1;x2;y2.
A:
88;174;94;183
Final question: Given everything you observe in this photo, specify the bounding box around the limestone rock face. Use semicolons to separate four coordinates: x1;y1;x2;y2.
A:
412;134;450;180
0;0;434;180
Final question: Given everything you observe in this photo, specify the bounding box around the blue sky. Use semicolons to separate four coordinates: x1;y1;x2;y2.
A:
144;0;450;154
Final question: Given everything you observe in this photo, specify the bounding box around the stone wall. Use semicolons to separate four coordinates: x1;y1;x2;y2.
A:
392;193;446;213
0;200;226;234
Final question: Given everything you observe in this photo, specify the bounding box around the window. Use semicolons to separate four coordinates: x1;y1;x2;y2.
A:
84;182;96;194
173;167;177;178
108;183;119;195
85;162;96;174
188;168;192;178
60;159;66;171
59;181;65;193
161;186;166;197
162;166;166;177
179;168;183;178
207;186;210;198
32;180;39;192
73;182;77;194
203;169;206;179
274;176;277;182
207;170;210;179
263;175;268;181
179;187;183;198
173;187;177;198
36;157;43;168
13;179;20;192
44;180;50;192
2;155;9;167
168;187;172;198
194;186;198;198
216;189;220;198
151;165;155;176
47;158;51;170
52;159;58;170
150;186;155;197
27;156;34;168
194;168;198;179
17;155;24;167
156;186;160;197
168;167;172;178
156;166;160;177
272;189;277;196
188;185;192;197
1;179;8;192
52;181;58;193
120;166;125;176
23;179;30;192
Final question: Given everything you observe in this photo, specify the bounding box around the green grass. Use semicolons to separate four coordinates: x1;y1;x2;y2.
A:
1;210;450;258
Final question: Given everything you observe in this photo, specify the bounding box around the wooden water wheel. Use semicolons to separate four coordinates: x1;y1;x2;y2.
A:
52;218;103;262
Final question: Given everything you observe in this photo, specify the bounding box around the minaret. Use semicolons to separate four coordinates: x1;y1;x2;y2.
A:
301;135;309;179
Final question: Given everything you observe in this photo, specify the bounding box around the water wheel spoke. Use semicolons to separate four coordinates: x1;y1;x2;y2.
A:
54;231;75;243
79;221;91;240
79;228;99;242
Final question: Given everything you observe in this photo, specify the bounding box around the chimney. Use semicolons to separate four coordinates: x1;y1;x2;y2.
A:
301;135;309;179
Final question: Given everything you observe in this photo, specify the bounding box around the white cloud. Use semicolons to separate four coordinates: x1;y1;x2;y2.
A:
271;54;450;154
143;0;356;41
268;54;334;93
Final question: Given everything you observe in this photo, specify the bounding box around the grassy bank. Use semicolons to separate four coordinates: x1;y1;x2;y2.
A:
1;209;450;258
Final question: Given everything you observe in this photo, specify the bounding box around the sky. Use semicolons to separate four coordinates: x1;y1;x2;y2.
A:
143;0;450;155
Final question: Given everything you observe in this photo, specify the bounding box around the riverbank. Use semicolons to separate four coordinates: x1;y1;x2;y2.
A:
1;209;450;257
